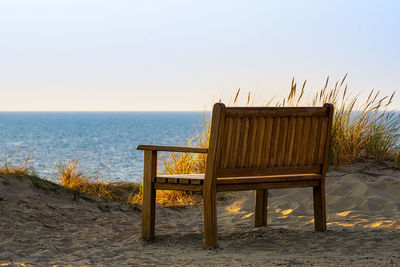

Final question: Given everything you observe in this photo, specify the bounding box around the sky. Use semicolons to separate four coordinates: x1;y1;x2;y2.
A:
0;0;399;111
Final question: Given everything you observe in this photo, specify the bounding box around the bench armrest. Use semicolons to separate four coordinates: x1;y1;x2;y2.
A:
137;145;208;154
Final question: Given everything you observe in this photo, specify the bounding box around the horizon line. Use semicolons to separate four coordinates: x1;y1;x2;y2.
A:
0;110;209;112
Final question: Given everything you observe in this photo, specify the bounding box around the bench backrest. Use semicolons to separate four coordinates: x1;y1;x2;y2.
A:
205;103;334;181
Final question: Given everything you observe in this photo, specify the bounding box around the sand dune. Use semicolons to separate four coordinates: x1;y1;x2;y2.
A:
1;162;400;266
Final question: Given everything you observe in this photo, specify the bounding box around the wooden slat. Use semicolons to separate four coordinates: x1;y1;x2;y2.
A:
239;117;250;167
230;117;242;168
216;165;321;177
216;111;227;168
156;174;204;185
307;117;319;164
216;174;321;184
277;117;289;166
312;117;323;163
137;145;208;153
263;118;274;167
154;183;203;192
284;116;297;166
268;117;281;167
217;180;319;192
157;174;204;179
156;177;167;183
179;179;190;184
168;178;178;184
248;117;258;167
293;117;304;165
225;107;329;117
317;117;328;163
227;118;237;168
255;117;267;166
221;117;233;169
191;179;202;185
299;117;311;165
235;117;245;168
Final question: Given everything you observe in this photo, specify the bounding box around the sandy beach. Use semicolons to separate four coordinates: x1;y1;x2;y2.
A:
1;162;400;266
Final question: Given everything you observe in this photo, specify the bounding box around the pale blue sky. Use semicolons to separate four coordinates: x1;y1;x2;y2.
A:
0;0;399;111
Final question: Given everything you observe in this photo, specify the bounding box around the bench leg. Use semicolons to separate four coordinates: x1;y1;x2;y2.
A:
313;183;327;231
203;188;217;248
141;151;157;239
255;189;268;227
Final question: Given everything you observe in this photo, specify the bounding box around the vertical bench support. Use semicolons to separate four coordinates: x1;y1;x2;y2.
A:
313;103;334;232
203;177;217;248
203;103;225;248
313;182;326;231
255;189;268;227
141;150;157;239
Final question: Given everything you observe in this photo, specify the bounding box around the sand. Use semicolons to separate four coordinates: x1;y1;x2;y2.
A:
1;162;400;266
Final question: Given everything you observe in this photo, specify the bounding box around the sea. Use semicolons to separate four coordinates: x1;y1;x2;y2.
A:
0;112;207;183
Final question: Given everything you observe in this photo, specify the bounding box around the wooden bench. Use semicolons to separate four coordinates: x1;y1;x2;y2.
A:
137;103;334;248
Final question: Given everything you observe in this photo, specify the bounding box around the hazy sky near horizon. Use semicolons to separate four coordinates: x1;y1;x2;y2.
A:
0;0;399;111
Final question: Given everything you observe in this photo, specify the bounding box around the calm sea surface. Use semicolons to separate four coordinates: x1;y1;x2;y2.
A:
0;112;207;183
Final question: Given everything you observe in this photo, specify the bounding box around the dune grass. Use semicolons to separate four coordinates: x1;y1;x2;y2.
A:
0;153;35;177
58;159;140;204
56;158;195;207
281;75;399;164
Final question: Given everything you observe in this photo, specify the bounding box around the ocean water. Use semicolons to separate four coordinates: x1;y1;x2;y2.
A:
0;112;206;183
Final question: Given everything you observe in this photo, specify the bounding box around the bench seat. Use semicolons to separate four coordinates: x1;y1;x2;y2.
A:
155;173;321;184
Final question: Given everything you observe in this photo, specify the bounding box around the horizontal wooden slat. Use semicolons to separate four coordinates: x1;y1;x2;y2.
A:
155;177;167;183
216;174;321;184
179;179;190;184
156;174;204;185
216;165;321;178
216;180;319;192
190;179;202;185
137;145;208;153
225;107;328;118
168;178;178;184
154;183;203;191
157;174;204;179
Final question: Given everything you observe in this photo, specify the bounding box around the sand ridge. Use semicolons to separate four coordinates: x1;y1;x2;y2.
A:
1;163;400;266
